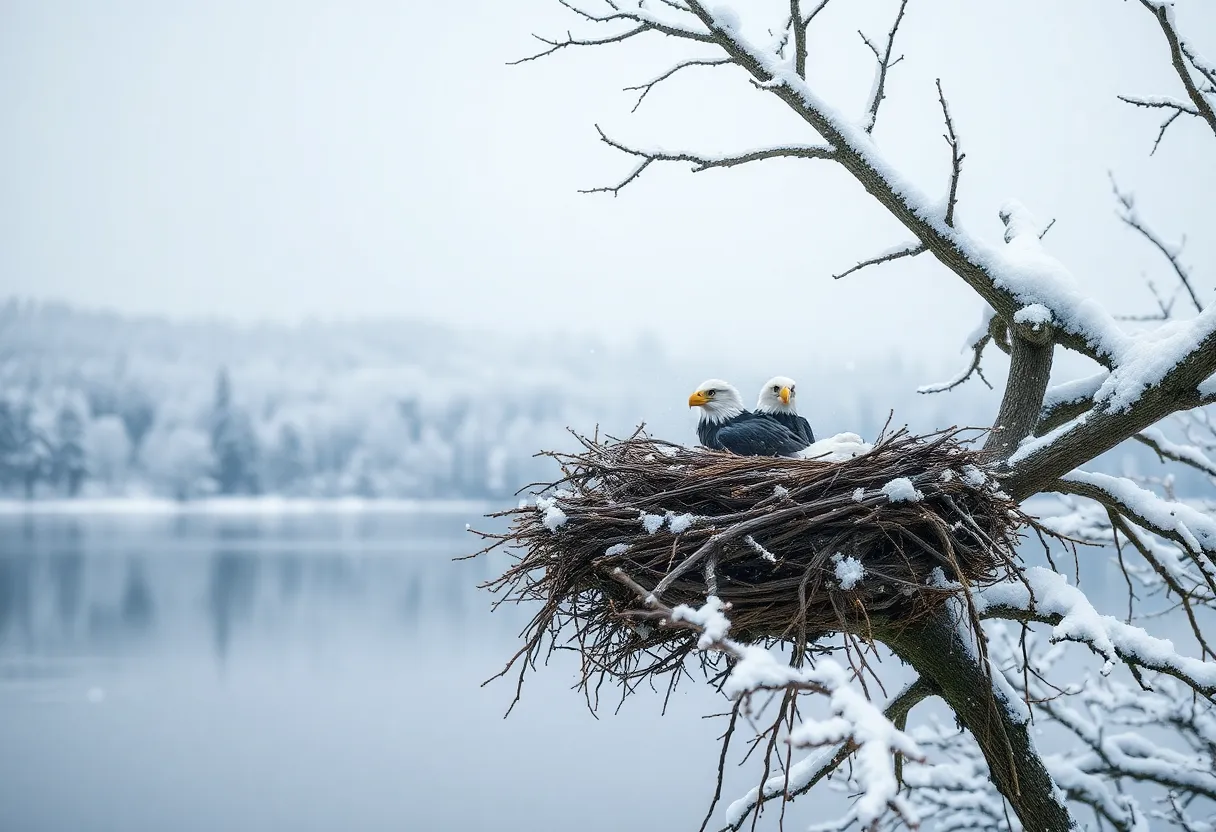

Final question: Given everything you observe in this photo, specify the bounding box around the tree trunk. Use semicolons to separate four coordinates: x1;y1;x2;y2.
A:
881;608;1077;832
983;333;1053;462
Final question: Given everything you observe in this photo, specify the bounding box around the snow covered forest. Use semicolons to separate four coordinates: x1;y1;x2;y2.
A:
0;299;1025;501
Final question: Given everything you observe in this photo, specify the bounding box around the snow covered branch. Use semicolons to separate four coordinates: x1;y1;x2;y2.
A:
832;240;925;281
1136;425;1216;478
987;627;1216;828
582;125;835;195
609;569;924;831
719;677;934;831
1050;470;1216;594
1128;0;1216;144
975;566;1216;697
1004;303;1216;499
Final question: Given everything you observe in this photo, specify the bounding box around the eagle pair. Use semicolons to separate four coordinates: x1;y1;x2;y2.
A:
688;376;814;457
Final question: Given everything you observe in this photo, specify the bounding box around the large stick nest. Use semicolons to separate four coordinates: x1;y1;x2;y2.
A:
474;427;1032;699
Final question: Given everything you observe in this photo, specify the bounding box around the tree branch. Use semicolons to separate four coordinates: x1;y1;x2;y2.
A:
1048;470;1216;572
583;125;836;194
918;334;993;395
1116;95;1199;154
1135;426;1216;478
858;0;910;133
1004;313;1216;499
789;0;808;79
983;333;1054;461
880;606;1080;832
1134;0;1216;141
832;241;925;280
669;0;1126;370
719;677;935;831
1111;175;1204;314
936;78;965;227
625;58;732;112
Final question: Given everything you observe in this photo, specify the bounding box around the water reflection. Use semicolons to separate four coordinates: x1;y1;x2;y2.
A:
0;512;730;832
0;510;1190;832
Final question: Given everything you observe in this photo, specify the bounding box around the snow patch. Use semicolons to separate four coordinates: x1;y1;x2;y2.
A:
1014;303;1053;327
604;543;630;557
666;512;697;534
835;556;865;589
881;477;923;502
640;512;665;534
542;504;568;532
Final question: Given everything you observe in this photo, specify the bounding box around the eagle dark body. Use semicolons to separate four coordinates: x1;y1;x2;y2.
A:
697;411;807;457
768;411;815;444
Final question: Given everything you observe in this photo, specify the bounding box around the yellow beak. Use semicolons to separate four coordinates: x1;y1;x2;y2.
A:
688;391;709;407
779;387;791;405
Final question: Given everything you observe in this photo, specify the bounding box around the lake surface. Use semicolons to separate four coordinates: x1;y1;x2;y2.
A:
0;511;738;832
0;507;1199;832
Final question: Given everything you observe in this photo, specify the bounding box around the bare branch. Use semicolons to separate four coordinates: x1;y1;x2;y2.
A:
790;0;807;79
832;241;925;280
801;0;834;28
936;78;966;227
583;125;835;195
1133;0;1216;141
859;0;911;133
625;58;732;112
918;334;993;395
1111;175;1204;314
508;0;715;65
1117;95;1199;154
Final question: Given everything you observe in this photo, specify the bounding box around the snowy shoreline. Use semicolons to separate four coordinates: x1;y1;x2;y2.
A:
0;496;497;516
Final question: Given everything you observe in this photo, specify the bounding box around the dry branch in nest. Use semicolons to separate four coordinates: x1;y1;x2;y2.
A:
471;427;1032;706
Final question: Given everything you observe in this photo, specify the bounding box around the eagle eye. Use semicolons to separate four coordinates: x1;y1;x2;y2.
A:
772;385;780;393
706;389;716;397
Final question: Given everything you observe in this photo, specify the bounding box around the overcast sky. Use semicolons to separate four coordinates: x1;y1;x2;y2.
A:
2;0;1213;366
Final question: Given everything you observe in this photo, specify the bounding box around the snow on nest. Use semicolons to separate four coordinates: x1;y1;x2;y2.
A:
834;555;866;590
797;432;873;462
640;512;665;534
604;543;630;557
542;504;568;532
881;477;923;503
670;595;732;650
666;512;697;533
639;511;699;534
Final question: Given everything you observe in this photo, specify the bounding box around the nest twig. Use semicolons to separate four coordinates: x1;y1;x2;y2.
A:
470;426;1033;710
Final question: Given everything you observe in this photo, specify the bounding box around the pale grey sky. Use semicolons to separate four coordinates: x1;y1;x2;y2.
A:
2;0;1213;365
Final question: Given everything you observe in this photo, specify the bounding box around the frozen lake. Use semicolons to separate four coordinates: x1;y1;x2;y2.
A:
0;510;734;832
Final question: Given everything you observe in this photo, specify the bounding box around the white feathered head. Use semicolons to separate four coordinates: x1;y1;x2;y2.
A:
755;376;799;414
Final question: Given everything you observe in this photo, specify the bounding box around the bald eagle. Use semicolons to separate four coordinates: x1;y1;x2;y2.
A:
688;379;806;457
755;376;815;444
